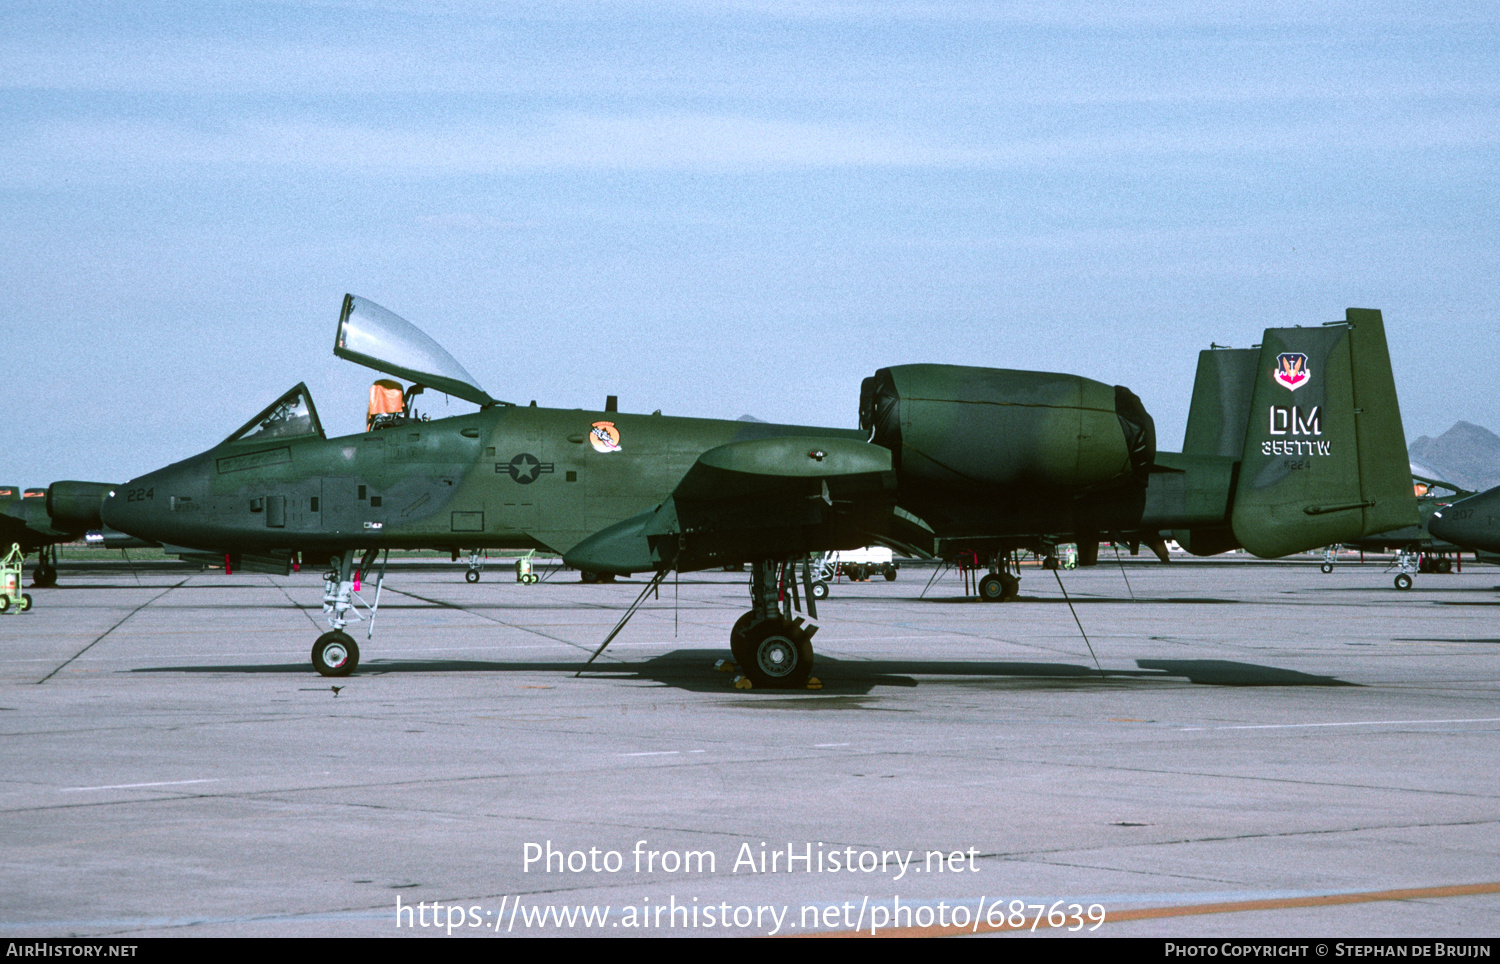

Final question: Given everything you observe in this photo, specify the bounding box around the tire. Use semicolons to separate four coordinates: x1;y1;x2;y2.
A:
740;618;814;689
1394;573;1413;591
580;570;600;584
847;564;865;582
883;565;897;582
978;573;1005;602
19;594;32;612
312;631;360;677
1437;558;1453;574
729;612;757;667
1000;573;1020;600
32;568;56;588
1321;563;1333;574
0;595;9;614
811;580;829;601
465;569;480;584
1042;555;1059;570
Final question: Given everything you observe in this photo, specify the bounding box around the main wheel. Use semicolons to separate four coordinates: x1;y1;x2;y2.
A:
580;570;600;584
811;580;830;600
999;573;1020;600
883;565;897;582
32;567;56;588
312;631;360;677
465;569;480;584
1437;558;1453;574
740;618;814;689
978;573;1005;602
847;564;865;582
1394;573;1413;591
1320;562;1333;574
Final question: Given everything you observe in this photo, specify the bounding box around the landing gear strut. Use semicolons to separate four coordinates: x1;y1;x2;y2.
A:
730;558;819;689
1393;547;1417;591
465;549;485;583
314;548;386;676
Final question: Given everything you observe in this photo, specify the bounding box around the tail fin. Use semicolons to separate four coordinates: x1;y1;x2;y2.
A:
1230;308;1416;557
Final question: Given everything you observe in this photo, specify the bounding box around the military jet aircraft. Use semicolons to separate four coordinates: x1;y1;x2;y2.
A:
1430;484;1500;553
1;481;115;586
102;297;1415;687
1318;469;1472;589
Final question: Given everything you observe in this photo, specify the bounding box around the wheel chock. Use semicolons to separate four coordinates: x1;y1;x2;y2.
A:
714;659;738;673
732;675;754;689
804;678;822;690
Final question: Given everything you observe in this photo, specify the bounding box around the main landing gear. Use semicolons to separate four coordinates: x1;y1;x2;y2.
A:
575;557;822;690
976;552;1021;602
312;548;387;676
32;545;58;588
728;559;821;690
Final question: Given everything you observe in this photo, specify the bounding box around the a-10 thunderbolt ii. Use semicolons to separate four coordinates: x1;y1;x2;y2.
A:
101;296;1416;687
1430;484;1500;554
0;481;115;588
1318;468;1473;590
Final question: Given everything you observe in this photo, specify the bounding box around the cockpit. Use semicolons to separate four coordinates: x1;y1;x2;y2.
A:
221;295;502;446
223;383;326;445
336;293;502;431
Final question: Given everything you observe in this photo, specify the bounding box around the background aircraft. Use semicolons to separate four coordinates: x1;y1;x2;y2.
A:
1320;469;1472;589
103;297;1415;687
1430;485;1500;554
0;481;114;586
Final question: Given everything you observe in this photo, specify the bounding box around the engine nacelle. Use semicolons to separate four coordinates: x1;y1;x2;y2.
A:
47;481;114;529
860;365;1155;494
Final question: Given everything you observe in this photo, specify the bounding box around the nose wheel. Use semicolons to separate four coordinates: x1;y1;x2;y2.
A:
313;631;359;676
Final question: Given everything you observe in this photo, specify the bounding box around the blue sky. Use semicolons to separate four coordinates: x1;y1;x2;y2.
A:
3;1;1497;485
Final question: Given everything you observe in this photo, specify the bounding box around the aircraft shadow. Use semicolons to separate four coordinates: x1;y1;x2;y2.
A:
131;652;1355;694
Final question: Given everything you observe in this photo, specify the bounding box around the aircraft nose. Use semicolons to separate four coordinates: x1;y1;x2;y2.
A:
1429;486;1500;553
101;472;171;542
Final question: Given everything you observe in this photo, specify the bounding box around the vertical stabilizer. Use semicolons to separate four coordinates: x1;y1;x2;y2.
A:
1181;348;1260;458
1230;309;1416;557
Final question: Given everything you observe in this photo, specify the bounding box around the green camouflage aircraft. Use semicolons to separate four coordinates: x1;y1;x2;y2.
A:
0;481;114;587
1319;471;1473;590
1430;484;1500;554
101;296;1416;687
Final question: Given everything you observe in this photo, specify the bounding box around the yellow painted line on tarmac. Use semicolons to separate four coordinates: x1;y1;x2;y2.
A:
803;881;1500;937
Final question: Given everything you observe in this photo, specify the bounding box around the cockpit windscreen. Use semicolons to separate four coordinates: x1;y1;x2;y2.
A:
223;383;326;445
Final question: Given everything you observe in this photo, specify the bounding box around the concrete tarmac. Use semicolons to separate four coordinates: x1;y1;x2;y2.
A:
1;559;1497;938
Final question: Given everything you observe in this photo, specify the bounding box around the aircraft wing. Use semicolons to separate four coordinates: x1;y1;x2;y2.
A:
562;436;896;575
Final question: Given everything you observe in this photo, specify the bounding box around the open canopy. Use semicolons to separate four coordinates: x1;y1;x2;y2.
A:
334;294;496;407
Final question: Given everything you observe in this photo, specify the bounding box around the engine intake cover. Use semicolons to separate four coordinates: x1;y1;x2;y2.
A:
860;364;1154;494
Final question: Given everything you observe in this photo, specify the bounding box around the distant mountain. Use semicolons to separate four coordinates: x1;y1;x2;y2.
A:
1408;422;1500;493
